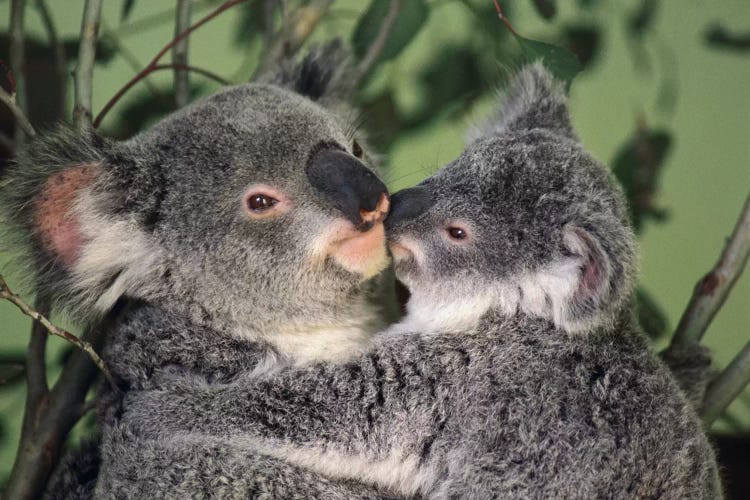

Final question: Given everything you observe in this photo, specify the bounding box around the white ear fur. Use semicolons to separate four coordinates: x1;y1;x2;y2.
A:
70;183;165;313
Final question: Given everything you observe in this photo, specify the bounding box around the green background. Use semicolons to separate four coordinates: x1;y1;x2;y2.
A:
1;0;748;480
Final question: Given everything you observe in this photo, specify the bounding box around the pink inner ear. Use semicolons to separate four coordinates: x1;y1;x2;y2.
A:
33;164;98;268
566;226;606;300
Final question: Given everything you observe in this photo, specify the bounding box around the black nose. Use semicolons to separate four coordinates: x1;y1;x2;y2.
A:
386;186;433;228
307;148;389;230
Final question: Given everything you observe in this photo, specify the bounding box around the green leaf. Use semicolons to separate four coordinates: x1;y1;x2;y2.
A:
627;0;660;38
562;24;601;70
121;0;137;22
0;354;25;387
530;0;557;20
705;24;750;52
351;0;429;64
513;34;582;90
612;128;672;232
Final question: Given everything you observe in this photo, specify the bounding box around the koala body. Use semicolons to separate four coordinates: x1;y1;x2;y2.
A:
2;45;396;498
120;65;721;499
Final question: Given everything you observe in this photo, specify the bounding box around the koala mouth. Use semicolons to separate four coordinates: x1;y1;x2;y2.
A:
329;222;388;279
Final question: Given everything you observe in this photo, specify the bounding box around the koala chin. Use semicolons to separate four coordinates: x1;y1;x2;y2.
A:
117;64;721;499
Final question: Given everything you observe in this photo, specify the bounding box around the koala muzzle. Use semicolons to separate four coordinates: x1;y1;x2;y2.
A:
307;149;389;231
385;186;433;229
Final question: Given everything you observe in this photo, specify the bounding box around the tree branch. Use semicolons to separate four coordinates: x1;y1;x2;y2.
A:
0;86;36;138
0;275;116;389
34;0;68;114
73;0;103;129
669;192;750;349
173;0;192;108
703;341;750;426
351;0;403;88
9;0;29;145
94;0;248;128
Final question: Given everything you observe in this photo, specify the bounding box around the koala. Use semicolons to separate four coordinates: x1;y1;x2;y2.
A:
119;64;722;499
1;44;396;499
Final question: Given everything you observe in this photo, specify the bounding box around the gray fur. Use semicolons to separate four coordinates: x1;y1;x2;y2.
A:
3;44;392;498
118;64;721;498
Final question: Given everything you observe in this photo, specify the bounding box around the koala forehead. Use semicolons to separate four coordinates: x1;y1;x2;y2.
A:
425;130;619;227
129;83;347;168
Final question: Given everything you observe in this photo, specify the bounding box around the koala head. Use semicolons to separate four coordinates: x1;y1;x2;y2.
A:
1;44;391;348
386;63;637;335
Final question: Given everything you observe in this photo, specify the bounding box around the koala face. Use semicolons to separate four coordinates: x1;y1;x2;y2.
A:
2;46;391;346
386;64;636;334
122;84;390;330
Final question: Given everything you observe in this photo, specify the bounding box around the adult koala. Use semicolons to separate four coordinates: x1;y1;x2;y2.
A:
1;44;395;498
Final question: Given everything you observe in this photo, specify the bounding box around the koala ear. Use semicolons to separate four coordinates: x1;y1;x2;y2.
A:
468;62;576;143
1;126;163;320
261;40;353;103
555;224;634;333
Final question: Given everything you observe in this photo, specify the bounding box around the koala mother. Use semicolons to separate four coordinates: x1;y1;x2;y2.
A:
1;45;396;498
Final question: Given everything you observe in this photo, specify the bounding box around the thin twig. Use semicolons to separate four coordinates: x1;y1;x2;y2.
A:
94;0;249;128
10;0;28;144
34;0;67;117
101;19;167;100
73;0;103;129
351;0;403;88
0;275;117;390
669;192;750;348
702;341;750;426
153;63;231;85
173;0;192;108
0;86;36;138
491;0;520;36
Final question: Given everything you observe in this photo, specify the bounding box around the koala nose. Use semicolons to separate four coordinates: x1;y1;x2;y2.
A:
307;148;389;231
385;186;433;229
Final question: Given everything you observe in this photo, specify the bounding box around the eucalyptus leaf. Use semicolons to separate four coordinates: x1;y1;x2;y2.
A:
531;0;556;20
513;34;582;90
612;128;672;232
351;0;429;64
121;0;137;22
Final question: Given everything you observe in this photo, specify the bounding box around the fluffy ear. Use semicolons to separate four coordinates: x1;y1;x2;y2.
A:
260;40;353;104
513;221;636;334
468;62;576;142
1;126;163;320
556;223;635;333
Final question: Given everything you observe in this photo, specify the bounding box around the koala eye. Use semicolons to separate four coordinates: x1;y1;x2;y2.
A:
247;194;278;212
447;227;468;241
352;139;363;159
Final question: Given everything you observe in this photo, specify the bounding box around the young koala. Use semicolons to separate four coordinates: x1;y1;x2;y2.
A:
121;64;722;499
1;44;395;499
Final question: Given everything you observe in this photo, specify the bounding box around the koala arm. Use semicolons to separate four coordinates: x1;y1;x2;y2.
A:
94;430;397;500
123;332;461;466
105;302;274;389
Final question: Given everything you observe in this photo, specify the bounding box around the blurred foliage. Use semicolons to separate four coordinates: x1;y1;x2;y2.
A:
612;126;672;233
352;0;429;67
705;25;750;52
